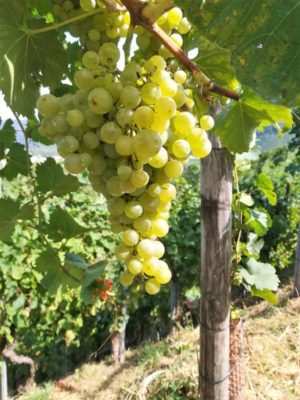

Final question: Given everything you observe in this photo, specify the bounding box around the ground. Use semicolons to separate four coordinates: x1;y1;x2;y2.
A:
13;288;300;400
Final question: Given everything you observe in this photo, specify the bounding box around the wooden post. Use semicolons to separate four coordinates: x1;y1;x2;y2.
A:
0;359;8;400
200;135;232;400
293;221;300;296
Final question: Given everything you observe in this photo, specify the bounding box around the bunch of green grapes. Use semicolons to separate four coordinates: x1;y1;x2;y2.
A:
52;0;130;52
136;6;191;58
37;5;214;295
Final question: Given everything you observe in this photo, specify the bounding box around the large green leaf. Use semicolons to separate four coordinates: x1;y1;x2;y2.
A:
214;90;292;153
256;173;277;206
0;0;68;116
240;258;279;291
36;158;80;196
36;247;64;293
0;199;34;241
46;206;87;242
251;287;279;305
83;260;107;287
176;0;300;106
0;143;31;180
214;102;268;153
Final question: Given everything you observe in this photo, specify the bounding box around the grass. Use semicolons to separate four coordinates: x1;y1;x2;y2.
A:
12;288;300;400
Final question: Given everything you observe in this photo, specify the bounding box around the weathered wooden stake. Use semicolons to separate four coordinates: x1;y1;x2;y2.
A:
200;135;232;400
293;221;300;296
0;359;8;400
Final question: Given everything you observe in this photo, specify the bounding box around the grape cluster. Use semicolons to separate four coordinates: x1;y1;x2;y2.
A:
37;2;214;295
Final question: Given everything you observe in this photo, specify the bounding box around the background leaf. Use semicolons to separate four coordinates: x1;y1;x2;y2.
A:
0;0;68;116
36;158;80;196
179;0;300;106
46;207;87;242
240;258;279;291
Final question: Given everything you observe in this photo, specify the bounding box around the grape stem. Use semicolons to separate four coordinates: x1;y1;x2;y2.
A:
120;0;240;101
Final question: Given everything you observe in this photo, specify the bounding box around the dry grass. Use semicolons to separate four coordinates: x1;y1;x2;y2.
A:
15;290;300;400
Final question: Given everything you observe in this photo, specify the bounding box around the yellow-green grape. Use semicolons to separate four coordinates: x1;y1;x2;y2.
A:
115;135;134;156
120;86;141;109
57;136;79;157
149;55;166;70
159;183;176;202
178;17;191;34
141;83;162;104
164;160;184;178
172;139;191;159
151;69;170;85
145;278;160;295
99;42;120;67
147;183;161;198
133;130;162;160
119;270;134;286
155;261;172;284
160;78;178;97
88;28;101;42
174;70;187;84
99;122;122;144
64;154;86;174
88;155;106;175
174;111;196;136
74;69;94;91
82;50;99;69
122;229;139;246
155;97;177;119
191;139;212;158
80;0;96;12
171;33;183;48
107;197;125;216
130;169;149;188
66;109;84;127
143;257;160;276
134;106;155;128
88;88;113;114
133;216;152;234
200;115;215;131
137;239;155;258
36;94;60;118
82;132;98;149
116;108;134;127
167;7;182;28
81;153;92;167
115;243;133;260
153;240;165;258
187;127;208;145
127;257;143;275
151;115;170;133
106;176;124;197
152;219;169;237
149;147;168;168
124;201;143;219
117;165;132;181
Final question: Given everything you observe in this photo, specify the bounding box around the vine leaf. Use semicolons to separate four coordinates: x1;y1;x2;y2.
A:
246;233;264;258
240;258;279;291
0;143;31;180
0;0;68;116
46;207;87;242
214;89;293;153
256;173;277;206
251;287;278;305
0;199;34;242
36;158;80;196
83;260;107;287
176;0;300;106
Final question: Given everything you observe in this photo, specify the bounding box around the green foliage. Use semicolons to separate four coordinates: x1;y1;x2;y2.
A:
0;0;67;116
176;0;300;106
240;258;279;291
214;90;292;153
